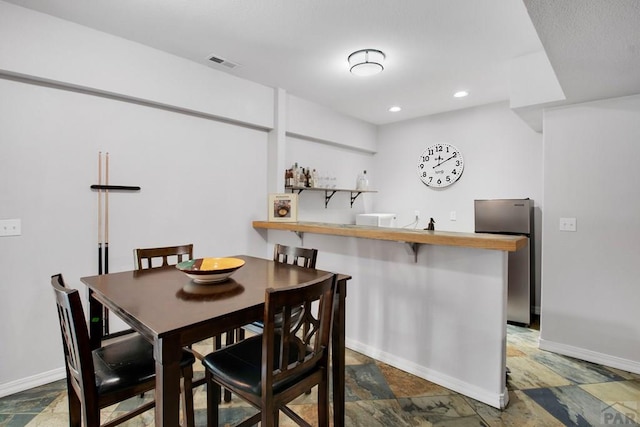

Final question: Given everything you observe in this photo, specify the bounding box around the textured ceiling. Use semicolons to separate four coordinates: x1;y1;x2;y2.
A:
523;0;640;106
4;0;640;125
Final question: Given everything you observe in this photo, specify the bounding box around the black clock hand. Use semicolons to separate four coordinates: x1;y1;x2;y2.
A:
433;153;457;169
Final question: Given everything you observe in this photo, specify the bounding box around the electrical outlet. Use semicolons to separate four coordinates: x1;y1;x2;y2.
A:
449;211;457;221
559;217;577;232
0;219;21;236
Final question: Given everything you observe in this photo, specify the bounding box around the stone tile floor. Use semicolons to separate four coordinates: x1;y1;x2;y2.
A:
1;323;639;426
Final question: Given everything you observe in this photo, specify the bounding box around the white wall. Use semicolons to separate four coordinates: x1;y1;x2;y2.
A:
287;95;377;153
539;94;640;372
0;3;271;395
375;102;543;308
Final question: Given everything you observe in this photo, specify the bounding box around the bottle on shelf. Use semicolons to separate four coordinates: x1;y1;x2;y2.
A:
293;163;301;187
356;170;369;190
284;169;292;187
305;167;311;187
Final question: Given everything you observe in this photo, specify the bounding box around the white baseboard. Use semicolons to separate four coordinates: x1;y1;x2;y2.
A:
0;368;66;399
346;338;508;410
539;338;640;375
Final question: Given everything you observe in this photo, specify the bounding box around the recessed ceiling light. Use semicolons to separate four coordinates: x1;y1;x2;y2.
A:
453;90;469;98
388;106;402;112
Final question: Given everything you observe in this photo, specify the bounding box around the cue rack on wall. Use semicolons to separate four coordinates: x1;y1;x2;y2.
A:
90;152;140;339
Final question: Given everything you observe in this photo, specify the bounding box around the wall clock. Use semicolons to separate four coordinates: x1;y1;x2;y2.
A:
417;143;464;188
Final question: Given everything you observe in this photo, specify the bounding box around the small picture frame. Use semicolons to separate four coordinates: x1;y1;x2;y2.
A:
268;193;298;222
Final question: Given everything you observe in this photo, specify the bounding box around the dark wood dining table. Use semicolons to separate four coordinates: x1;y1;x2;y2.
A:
80;255;350;427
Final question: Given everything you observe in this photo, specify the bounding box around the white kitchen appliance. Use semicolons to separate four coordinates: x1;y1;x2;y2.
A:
356;213;397;228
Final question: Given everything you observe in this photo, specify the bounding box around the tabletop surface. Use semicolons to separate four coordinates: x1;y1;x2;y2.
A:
81;255;336;338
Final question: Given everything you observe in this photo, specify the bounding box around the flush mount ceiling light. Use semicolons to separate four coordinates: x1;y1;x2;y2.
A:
453;90;469;98
388;106;402;112
348;49;385;76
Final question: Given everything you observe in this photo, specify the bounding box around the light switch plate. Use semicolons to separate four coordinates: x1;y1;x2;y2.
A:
559;217;577;232
0;219;21;236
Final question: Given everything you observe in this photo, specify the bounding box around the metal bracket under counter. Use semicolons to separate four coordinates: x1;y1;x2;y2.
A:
405;242;420;262
287;186;377;208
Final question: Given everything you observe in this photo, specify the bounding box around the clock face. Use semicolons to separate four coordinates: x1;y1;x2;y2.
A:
417;143;464;188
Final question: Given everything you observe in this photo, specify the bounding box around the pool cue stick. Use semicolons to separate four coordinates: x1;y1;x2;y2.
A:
103;152;110;335
105;152;109;275
97;152;103;276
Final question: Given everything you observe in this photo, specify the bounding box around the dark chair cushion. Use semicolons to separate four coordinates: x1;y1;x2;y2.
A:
202;334;312;396
93;334;195;396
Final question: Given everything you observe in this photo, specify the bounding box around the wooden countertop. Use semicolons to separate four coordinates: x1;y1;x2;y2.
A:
252;221;527;252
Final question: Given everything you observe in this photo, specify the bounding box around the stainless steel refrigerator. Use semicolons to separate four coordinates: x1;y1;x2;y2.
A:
474;199;533;325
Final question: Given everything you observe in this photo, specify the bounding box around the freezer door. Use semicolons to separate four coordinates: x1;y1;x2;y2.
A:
508;237;531;325
474;199;532;234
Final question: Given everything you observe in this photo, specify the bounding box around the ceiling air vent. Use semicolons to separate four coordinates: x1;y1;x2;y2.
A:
207;54;239;69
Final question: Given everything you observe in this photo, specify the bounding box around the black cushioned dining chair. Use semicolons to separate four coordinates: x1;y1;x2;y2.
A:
202;273;337;427
51;274;196;427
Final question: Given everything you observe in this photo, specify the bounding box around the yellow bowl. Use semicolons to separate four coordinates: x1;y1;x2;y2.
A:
176;257;245;284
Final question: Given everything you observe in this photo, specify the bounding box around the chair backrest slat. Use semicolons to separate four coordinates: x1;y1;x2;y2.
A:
273;244;317;269
135;244;193;270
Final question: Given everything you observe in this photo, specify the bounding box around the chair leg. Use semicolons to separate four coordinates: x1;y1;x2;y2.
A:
318;372;329;427
206;371;220;427
66;376;82;427
213;333;232;403
181;365;195;427
222;331;234;403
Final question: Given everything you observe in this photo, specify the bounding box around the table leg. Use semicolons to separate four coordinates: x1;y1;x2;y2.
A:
332;278;347;427
155;335;182;427
88;290;103;350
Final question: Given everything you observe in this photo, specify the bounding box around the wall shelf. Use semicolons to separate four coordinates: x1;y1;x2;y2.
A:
285;186;376;208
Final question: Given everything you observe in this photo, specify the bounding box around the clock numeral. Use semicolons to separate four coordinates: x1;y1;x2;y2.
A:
421;155;430;162
428;149;434;155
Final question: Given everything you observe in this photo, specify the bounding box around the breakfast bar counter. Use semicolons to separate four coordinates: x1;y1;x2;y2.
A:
252;220;527;252
254;220;520;410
